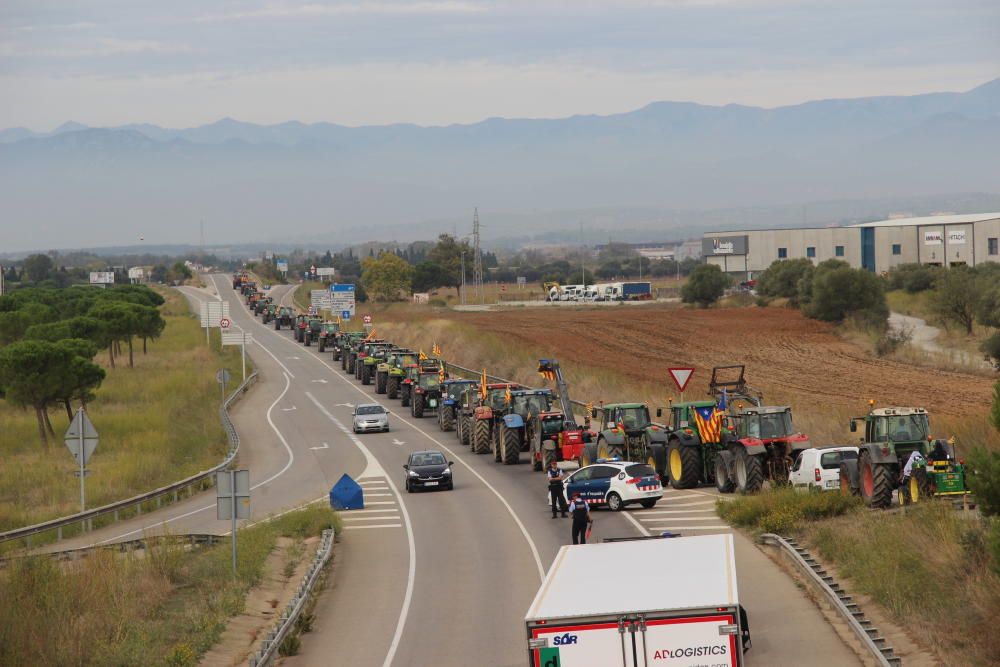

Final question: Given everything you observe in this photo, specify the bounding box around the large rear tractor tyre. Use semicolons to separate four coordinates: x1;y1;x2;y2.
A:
387;377;399;399
376;372;388;394
646;443;666;480
401;387;411;407
859;450;894;509
715;454;736;493
543;445;558;471
734;448;764;494
361;365;372;385
492;427;502;463
472;419;490;455
439;407;454;432
412;393;425;418
667;441;702;490
502;427;521;465
839;464;858;497
347;356;356;375
596;438;611;461
275;321;280;330
580;444;598;468
318;340;326;353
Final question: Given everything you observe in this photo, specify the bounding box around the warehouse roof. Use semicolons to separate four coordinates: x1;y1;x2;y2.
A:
849;213;1000;228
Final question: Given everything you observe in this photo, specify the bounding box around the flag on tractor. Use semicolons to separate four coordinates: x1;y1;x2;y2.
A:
364;328;377;341
432;343;441;356
505;384;513;404
479;369;488;399
419;349;427;361
718;389;728;411
692;405;725;443
438;368;446;383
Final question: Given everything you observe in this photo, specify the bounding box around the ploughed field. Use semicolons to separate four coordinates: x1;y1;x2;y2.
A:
454;305;992;419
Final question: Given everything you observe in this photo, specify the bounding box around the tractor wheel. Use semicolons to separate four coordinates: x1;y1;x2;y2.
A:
275;320;280;330
387;377;399;399
347;356;355;374
361;365;371;385
646;443;666;480
715;453;736;493
412;393;425;418
491;427;502;463
341;353;347;370
606;492;624;512
543;445;558;470
502;426;521;465
401;387;410;407
473;419;490;454
440;407;454;432
859;450;894;509
580;444;598;468
319;340;325;352
734;448;764;494
355;362;362;380
667;441;702;490
597;438;611;461
376;372;387;394
905;468;935;504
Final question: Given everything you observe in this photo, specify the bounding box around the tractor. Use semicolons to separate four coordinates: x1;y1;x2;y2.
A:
659;400;730;490
335;332;363;365
455;384;480;447
411;370;445;418
253;296;271;317
353;340;387;381
360;342;393;385
708;365;811;494
839;405;971;509
470;384;523;457
399;357;442;406
531;359;592;470
438;379;477;432
496;388;554;465
232;272;248;289
302;318;323;346
317;322;340;352
262;303;277;324
382;349;417;398
273;307;294;330
584;403;669;470
294;315;309;343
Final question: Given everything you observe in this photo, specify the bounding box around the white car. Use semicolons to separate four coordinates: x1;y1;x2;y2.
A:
560;460;663;511
789;447;858;491
352;404;390;433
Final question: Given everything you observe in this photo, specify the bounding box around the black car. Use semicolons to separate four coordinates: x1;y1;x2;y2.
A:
404;450;454;492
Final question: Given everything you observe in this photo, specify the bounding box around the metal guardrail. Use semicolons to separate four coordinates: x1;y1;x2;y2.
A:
249;527;336;667
0;372;259;549
758;533;898;667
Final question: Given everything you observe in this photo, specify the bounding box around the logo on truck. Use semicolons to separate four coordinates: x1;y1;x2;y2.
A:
552;633;578;645
652;644;728;660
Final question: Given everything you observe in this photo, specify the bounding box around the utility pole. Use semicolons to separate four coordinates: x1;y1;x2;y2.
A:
472;208;484;303
460;251;466;305
580;221;585;286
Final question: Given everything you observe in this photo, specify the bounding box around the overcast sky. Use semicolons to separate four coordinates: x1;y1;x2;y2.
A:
1;0;998;130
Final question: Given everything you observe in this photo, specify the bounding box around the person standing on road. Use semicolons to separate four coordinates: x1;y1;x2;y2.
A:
547;459;568;518
569;493;593;545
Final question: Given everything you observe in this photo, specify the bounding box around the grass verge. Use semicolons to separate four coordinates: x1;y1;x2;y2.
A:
0;288;254;533
0;505;340;667
715;487;862;534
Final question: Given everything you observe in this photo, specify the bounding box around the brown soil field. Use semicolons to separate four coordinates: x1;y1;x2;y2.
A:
454;305;991;417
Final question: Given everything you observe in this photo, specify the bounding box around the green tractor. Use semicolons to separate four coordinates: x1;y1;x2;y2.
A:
317;322;340;352
360;342;393;385
262;302;277;324
336;332;364;365
660;400;730;490
378;348;416;396
399;357;442;406
839;405;971;509
302;318;324;346
273;306;294;330
411;370;445;418
584;403;669;470
495;389;554;465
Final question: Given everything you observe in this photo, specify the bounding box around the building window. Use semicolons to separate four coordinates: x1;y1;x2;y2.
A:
806;247;816;258
778;248;787;259
835;245;844;257
990;238;998;255
892;244;902;256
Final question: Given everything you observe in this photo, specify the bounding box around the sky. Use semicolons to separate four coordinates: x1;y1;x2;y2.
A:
0;0;998;130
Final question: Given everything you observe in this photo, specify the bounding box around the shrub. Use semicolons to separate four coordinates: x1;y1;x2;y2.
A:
981;332;1000;365
757;258;814;301
716;486;861;534
428;298;447;308
802;262;888;328
969;446;1000;517
681;264;731;307
874;325;912;357
886;263;942;293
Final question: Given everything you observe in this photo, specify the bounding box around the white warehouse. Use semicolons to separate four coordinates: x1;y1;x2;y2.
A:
703;212;1000;277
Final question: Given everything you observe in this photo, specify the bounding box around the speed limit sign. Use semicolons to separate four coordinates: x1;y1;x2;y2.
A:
220;318;232;329
363;314;373;325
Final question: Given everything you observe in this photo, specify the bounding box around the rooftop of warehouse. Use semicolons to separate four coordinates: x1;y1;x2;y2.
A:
703;212;1000;236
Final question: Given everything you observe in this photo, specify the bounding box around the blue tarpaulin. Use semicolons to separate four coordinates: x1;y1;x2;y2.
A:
329;474;364;510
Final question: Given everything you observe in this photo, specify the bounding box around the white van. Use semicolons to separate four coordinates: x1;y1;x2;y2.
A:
790;447;859;491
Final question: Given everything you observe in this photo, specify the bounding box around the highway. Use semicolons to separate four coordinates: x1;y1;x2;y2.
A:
44;274;861;667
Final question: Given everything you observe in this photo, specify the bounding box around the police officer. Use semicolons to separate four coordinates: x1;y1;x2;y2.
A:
547;459;568;518
568;493;593;545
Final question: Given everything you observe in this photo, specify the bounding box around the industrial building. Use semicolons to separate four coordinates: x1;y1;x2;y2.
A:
703;212;1000;277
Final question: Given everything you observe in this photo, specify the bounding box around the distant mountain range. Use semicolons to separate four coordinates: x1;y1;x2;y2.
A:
1;78;998;253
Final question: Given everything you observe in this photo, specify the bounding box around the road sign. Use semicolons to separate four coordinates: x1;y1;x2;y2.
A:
216;368;231;385
363;314;373;325
220;318;231;329
64;409;99;466
316;267;336;277
199;300;230;327
341;310;351;321
276;260;288;273
330;284;356;316
668;367;695;392
310;289;333;311
221;331;252;346
217;469;250;576
89;271;115;285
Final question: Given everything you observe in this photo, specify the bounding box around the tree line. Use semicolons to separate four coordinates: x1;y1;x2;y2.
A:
0;284;166;447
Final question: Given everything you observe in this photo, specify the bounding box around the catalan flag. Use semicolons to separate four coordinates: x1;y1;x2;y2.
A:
364;328;377;341
438;368;446;383
432;343;442;357
418;349;428;361
504;384;513;404
692;405;725;443
479;369;488;399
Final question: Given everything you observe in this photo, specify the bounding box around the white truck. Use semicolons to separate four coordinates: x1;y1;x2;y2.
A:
525;534;750;667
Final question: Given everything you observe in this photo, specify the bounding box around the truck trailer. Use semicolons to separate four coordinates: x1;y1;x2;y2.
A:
525;534;749;667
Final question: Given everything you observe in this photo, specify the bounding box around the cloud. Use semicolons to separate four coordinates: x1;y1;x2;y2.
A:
194;1;487;22
7;37;192;58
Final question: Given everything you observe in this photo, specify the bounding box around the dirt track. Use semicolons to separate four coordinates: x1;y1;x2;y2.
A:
455;305;993;419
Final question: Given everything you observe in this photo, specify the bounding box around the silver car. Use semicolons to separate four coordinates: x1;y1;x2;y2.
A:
353;403;390;433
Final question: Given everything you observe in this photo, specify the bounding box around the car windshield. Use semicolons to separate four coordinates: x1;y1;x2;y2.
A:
625;464;657;478
411;453;446;466
356;405;384;415
820;450;857;469
514;394;551;415
618;407;649;429
419;375;440;389
746;411;794;438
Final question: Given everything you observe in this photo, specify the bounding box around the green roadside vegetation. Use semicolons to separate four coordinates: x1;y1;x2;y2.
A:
0;505;339;667
0;287;252;534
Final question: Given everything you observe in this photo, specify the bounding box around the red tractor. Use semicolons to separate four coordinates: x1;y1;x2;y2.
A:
530;359;592;470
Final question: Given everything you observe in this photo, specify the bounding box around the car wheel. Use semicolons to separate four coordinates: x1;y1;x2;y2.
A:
607;492;624;512
447;482;454;490
406;480;412;493
640;499;657;509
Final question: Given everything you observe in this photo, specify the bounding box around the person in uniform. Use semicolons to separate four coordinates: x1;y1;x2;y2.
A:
547;459;568;518
568;493;593;544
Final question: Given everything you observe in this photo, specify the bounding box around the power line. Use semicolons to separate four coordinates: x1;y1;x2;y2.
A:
472;208;484;303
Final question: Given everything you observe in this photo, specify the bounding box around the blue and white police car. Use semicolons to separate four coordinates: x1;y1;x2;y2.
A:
561;459;662;511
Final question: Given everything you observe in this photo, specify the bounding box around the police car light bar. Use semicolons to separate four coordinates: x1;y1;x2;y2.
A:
595;457;622;463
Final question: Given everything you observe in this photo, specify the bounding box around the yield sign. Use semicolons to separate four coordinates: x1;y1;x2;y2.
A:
64;408;99;465
668;367;695;392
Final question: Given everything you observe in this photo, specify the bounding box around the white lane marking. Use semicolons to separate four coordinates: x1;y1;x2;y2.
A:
341;516;405;522
340;508;399;514
639;509;717;515
365;493;393;497
657;500;718;507
281;406;297;412
311;379;329;384
94;371;296;545
644;525;731;531
336;402;355;408
358;480;388;486
343;524;402;530
303;391;416;667
638;516;723;522
392;438;406;446
310;442;330;450
288;356;301;360
363;501;398;505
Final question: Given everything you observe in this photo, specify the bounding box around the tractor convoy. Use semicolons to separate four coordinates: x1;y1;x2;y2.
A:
233;272;972;508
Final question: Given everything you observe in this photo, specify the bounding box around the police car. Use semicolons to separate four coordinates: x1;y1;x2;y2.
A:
560;459;662;511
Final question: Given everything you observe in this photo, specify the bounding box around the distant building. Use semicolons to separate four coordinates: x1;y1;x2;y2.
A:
636;246;676;260
703;212;1000;277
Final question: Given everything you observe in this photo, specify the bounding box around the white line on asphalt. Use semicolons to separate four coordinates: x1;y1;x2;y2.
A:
343;524;402;530
341;516;405;522
658;500;718;507
639;516;722;522
365;493;393;497
360;501;397;505
639;509;717;515
339;508;399;514
644;525;731;531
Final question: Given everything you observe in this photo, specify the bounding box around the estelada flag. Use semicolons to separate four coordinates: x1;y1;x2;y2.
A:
432;343;442;356
479;369;488;399
504;384;513;404
418;349;427;361
692;405;724;443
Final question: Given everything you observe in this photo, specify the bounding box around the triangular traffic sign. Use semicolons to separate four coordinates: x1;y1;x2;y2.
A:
668;367;695;392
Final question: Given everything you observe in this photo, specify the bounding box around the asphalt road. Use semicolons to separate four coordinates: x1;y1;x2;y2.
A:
42;275;861;667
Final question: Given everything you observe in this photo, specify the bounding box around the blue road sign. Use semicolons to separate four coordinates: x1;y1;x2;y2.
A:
341;310;351;320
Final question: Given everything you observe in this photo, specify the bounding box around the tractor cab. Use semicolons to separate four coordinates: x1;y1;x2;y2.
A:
851;407;930;464
510;389;553;419
442;379;477;404
597;403;652;435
